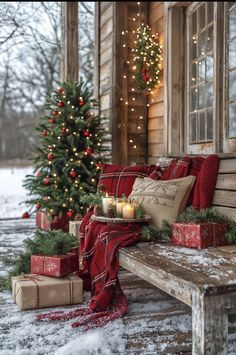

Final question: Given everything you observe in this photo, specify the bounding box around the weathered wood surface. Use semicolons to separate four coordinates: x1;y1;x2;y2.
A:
61;2;78;81
120;243;236;299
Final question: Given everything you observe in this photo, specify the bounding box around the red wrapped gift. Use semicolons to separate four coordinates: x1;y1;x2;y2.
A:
31;253;79;277
36;210;69;232
172;222;229;249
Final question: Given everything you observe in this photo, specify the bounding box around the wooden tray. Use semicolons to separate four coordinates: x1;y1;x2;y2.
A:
91;215;152;224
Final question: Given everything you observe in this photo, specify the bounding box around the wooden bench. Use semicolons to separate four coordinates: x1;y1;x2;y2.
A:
119;155;236;355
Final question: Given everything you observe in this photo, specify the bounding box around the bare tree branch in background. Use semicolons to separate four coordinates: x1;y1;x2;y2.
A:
0;1;95;160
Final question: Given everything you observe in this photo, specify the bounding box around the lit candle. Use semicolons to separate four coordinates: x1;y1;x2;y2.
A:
102;193;114;214
116;201;126;218
122;203;135;219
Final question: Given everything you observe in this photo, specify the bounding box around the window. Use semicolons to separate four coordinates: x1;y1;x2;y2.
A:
225;2;236;139
184;2;236;154
186;3;214;150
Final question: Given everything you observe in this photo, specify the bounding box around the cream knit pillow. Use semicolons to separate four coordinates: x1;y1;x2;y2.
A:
129;175;196;228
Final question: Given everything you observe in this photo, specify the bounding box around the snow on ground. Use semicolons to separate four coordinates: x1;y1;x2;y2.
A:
0;167;33;218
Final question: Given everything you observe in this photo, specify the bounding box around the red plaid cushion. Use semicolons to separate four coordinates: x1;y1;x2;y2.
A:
161;156;191;180
97;164;161;197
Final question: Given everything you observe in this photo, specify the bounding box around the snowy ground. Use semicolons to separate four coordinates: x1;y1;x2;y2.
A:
0;167;33;218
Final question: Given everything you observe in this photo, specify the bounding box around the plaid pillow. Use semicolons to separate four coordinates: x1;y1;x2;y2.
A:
97;164;162;197
161;156;191;180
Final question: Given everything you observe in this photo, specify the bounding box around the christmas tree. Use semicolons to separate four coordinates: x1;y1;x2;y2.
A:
23;80;104;221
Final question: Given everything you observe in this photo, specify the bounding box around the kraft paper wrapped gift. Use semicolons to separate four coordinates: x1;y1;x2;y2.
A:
12;274;83;310
172;222;229;249
30;253;79;277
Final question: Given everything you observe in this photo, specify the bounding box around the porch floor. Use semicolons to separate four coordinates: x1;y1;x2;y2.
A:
1;219;236;354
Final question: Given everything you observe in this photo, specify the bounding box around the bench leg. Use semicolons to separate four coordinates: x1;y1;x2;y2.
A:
192;293;228;355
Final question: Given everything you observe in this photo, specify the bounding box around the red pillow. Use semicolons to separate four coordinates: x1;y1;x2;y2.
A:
161;156;191;180
97;164;161;197
187;156;205;206
192;155;220;210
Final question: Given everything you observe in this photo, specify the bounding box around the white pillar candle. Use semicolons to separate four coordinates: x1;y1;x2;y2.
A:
102;195;114;214
122;203;135;219
116;201;125;218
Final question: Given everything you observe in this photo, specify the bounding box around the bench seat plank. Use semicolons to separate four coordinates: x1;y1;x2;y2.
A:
119;243;236;305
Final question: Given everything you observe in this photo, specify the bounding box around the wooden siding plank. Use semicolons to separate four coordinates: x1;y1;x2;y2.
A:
214;206;236;221
148;102;164;118
149;130;164;144
149;3;164;25
148;117;164;131
218;159;236;174
213;190;236;208
148;143;165;156
216;174;236;191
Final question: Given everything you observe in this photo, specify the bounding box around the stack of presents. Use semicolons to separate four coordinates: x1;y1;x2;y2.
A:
12;222;82;310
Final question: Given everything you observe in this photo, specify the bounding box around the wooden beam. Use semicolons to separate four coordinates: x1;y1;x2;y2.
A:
61;2;78;82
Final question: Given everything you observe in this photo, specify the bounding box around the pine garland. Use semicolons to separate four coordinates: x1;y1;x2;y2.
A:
176;207;234;225
0;230;78;291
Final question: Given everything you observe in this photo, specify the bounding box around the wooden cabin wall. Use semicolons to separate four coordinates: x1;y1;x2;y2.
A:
147;2;165;165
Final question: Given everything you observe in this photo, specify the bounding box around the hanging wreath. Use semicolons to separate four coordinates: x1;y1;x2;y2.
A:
133;24;162;93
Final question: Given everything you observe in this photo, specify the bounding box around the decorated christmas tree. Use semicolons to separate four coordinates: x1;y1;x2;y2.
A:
23;80;104;222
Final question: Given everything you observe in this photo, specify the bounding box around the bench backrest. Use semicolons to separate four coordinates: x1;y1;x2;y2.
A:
212;157;236;221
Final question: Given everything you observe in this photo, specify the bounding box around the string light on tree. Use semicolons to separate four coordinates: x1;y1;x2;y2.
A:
22;81;105;223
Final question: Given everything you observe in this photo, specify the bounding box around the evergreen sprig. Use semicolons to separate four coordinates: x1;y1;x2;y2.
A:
80;190;105;208
0;230;78;291
141;220;172;242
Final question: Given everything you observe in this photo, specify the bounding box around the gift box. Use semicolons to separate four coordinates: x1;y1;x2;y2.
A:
36;210;69;233
172;222;229;249
31;253;79;277
69;221;82;242
12;274;83;310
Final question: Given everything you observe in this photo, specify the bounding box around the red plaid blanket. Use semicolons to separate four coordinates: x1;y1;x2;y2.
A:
37;210;141;330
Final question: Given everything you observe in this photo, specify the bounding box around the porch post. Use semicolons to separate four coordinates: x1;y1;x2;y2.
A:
61;2;79;81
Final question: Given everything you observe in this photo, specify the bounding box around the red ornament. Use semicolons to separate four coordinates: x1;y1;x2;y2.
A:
49;118;55;124
43;177;50;185
69;169;76;178
52;110;58;116
22;212;30;219
47;153;54;160
58;87;64;94
42;130;47;137
85;147;93;155
36;203;41;210
57;101;63;108
67;210;73;218
61;127;66;133
83;130;90;137
79;99;84;107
